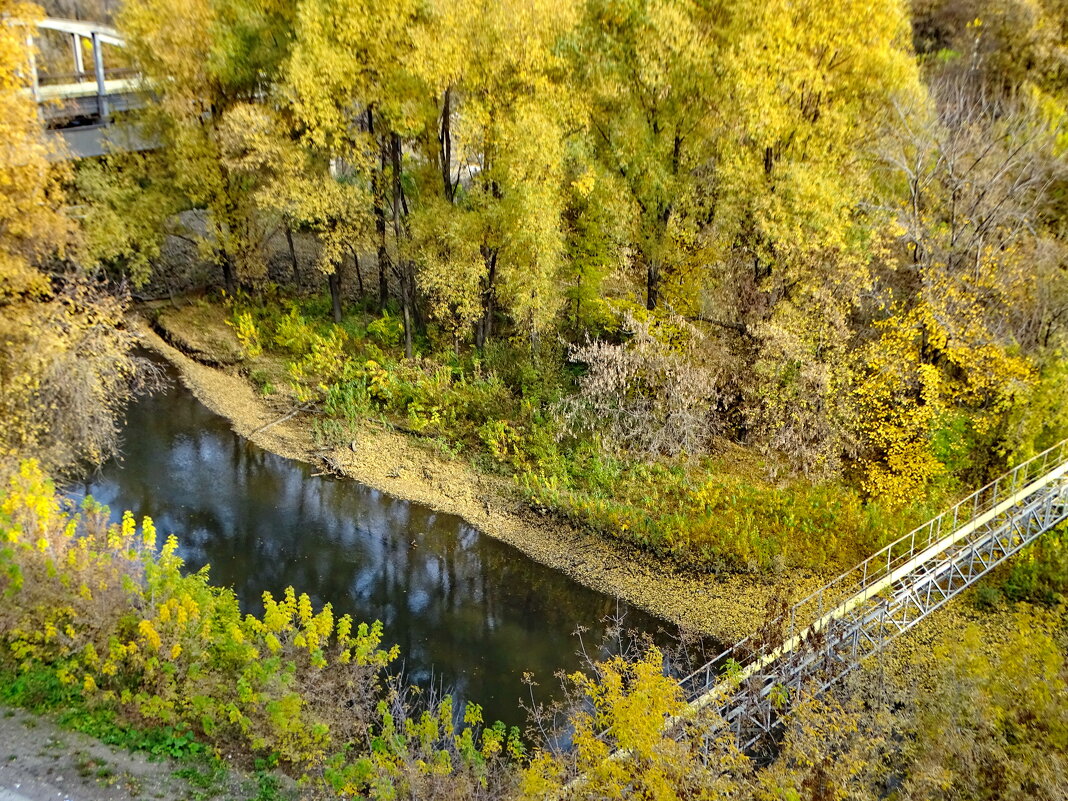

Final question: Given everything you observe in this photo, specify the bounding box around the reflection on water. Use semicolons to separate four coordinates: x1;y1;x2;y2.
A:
68;366;676;724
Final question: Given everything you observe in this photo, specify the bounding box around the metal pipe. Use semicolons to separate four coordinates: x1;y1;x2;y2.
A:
26;31;39;103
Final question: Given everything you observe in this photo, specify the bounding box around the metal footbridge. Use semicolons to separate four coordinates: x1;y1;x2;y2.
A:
680;439;1068;749
15;17;147;158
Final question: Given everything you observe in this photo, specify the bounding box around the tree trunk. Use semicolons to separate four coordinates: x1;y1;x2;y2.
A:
391;132;413;359
377;237;389;310
475;248;497;349
369;107;390;312
221;254;236;295
574;273;582;326
353;252;365;297
440;87;453;202
402;298;413;358
284;224;299;285
328;268;343;324
646;260;659;310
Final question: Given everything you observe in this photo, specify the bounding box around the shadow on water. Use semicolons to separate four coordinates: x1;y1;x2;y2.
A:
66;361;713;726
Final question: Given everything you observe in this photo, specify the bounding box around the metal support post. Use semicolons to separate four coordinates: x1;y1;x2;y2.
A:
26;31;39;103
92;31;108;121
72;33;85;80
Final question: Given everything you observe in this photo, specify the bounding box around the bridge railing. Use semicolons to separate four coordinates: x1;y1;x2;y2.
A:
37;67;137;86
681;437;1068;699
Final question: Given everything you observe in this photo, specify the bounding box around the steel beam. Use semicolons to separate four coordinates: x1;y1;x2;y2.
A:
91;31;108;121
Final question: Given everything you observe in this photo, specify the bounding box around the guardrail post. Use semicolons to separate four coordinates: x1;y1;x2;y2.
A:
72;33;85;80
26;31;40;104
91;31;108;122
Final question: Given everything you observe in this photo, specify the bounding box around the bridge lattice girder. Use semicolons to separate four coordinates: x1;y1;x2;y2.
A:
681;439;1068;751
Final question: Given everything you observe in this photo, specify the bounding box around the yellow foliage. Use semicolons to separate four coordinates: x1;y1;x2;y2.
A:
0;461;399;770
229;311;263;358
0;4;146;477
523;647;748;799
855;298;1035;505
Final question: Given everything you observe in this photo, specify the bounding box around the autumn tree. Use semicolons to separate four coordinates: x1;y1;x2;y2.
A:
569;0;730;313
218;102;372;321
75;153;180;289
912;0;1068;110
287;0;423;347
118;0;296;291
565;0;927;478
558;151;633;334
411;0;576;349
289;0;575;353
710;0;925;478
857;69;1066;502
1;4;154;475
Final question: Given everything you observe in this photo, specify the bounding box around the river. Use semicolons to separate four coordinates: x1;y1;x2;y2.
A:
68;364;684;726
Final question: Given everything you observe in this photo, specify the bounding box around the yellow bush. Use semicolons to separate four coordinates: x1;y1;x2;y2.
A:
229;311;263;358
521;647;749;799
0;461;398;771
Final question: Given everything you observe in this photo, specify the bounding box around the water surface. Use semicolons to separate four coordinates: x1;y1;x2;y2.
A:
69;367;678;724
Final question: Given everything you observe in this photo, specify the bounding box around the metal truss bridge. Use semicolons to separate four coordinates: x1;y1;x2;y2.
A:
680;439;1068;750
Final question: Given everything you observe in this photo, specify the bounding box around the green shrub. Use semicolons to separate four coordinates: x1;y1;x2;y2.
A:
366;312;404;348
223;296;943;576
520;454;930;572
1001;526;1068;606
272;309;320;356
229;311;263;358
0;462;521;795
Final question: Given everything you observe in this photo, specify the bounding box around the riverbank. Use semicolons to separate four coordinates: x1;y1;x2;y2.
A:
117;301;1065;799
134;300;1030;674
135;306;834;643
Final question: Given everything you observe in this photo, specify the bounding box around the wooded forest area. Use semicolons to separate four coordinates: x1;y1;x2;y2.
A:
10;0;1068;510
2;0;1068;797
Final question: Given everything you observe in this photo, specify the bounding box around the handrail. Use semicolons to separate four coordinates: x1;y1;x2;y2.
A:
34;17;124;47
681;438;1068;700
37;67;137;86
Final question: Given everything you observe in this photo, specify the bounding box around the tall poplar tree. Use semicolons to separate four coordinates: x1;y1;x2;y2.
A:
289;0;575;352
409;0;576;348
721;0;924;476
571;0;731;312
287;0;423;350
